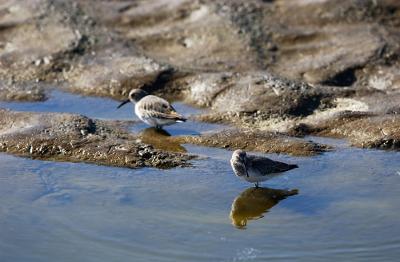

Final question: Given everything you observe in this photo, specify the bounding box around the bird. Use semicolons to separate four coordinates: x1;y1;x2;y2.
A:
117;89;186;129
230;149;298;188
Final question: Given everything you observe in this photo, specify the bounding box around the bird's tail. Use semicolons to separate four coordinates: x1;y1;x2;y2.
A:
175;116;187;122
289;164;299;169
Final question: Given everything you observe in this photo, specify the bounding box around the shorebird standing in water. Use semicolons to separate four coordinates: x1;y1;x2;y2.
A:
230;149;298;188
117;89;186;129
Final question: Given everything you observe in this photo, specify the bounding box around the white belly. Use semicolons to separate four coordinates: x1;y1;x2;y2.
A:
140;116;176;127
134;105;176;127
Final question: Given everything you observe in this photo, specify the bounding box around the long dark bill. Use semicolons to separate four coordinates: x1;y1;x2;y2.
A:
117;99;130;109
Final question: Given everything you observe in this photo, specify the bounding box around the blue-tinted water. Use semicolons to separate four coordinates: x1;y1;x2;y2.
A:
0;90;223;136
1;91;400;261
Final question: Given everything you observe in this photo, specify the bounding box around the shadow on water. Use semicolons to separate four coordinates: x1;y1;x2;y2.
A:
138;127;187;153
128;109;225;136
230;187;299;229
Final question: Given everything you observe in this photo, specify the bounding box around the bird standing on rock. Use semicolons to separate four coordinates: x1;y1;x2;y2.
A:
117;89;186;129
230;149;298;188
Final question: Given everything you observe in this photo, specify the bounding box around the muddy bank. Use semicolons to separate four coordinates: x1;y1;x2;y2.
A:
174;129;330;157
0;81;47;102
90;0;399;152
0;0;172;101
290;113;400;150
118;126;330;157
0;0;399;155
2;0;398;98
0;108;330;168
0;109;192;168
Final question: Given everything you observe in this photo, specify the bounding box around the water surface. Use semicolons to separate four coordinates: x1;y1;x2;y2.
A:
1;91;400;261
0;90;223;136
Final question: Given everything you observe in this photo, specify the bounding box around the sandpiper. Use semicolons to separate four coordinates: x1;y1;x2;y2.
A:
117;89;186;129
230;149;298;187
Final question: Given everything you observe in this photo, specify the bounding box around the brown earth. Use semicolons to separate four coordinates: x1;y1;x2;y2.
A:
0;109;193;168
174;128;330;156
0;0;400;167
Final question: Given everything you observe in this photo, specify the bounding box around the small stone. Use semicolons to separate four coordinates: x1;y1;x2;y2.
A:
43;56;51;65
80;129;88;136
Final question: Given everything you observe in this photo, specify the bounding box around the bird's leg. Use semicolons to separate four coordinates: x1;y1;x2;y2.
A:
255;182;259;188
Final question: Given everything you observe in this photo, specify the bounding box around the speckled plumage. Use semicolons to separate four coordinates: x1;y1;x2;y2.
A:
230;149;298;187
118;89;186;128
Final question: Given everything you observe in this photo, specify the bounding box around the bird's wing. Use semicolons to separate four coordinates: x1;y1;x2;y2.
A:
139;96;186;120
247;155;298;175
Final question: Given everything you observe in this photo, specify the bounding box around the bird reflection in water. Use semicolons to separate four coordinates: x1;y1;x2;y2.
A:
138;127;187;153
230;187;298;229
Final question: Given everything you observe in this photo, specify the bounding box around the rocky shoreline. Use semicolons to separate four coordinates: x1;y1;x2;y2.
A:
1;0;399;168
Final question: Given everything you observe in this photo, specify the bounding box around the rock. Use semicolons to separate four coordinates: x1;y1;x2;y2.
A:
306;113;400;150
0;109;193;168
0;0;400;155
63;43;171;99
211;0;400;84
0;81;47;102
0;0;45;26
173;129;330;156
0;0;80;82
181;71;342;116
274;24;384;85
83;0;260;71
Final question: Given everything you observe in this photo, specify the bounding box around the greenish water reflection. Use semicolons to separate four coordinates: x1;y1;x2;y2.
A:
230;187;298;229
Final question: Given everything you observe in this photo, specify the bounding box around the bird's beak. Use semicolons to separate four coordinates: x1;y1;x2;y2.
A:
117;99;130;109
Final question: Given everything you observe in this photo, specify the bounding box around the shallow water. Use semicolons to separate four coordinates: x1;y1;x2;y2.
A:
0;90;223;136
1;91;400;261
